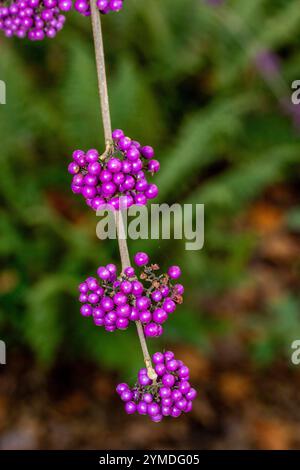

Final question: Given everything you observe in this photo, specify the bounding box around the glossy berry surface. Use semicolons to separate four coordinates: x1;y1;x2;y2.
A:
68;130;159;210
116;351;197;421
0;0;70;40
78;252;183;337
74;0;124;16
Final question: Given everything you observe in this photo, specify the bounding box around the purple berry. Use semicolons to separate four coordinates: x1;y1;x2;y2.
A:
145;183;159;199
177;398;188;411
144;322;159;337
168;266;181;279
155;363;166;376
80;304;93;317
121;390;133;402
159;387;171;399
186;388;197;401
174;284;184;295
152;308;168;324
133;252;149;267
162;298;176;314
112;128;124;140
171;407;181;418
143;393;153;404
166;359;178;372
68;162;79;175
125;401;136;415
162;374;175;388
138;374;152;386
139;310;152;324
152;352;164;364
151;290;163;302
129;307;139;321
116;317;129;330
131;281;144;296
93;307;105;318
164;351;175;361
86;149;99;163
113;292;127;306
116;383;128;395
136;296;151;311
126;146;140;162
106;263;117;275
78;282;88;294
141;145;154;159
117;304;131;318
118;136;131;151
162;406;171;417
178;366;189;379
101;296;114;312
160;285;170;298
147;402;160;417
97;266;111;280
171;389;182;402
148;159;160;173
124;266;135;277
151;414;163;423
120;280;132;294
137;401;147;415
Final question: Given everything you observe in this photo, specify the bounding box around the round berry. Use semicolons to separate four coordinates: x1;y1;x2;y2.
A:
116;383;128;395
162;374;175;388
168;265;181;279
124;266;135;277
141;145;154;159
80;304;92;317
125;401;136;415
112;128;124;140
147;403;160;417
134;252;149;267
152;352;164;364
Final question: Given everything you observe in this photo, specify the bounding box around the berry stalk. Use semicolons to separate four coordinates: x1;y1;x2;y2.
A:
89;0;157;381
90;0;112;143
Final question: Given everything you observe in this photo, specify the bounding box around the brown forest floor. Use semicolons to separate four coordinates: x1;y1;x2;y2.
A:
0;351;300;450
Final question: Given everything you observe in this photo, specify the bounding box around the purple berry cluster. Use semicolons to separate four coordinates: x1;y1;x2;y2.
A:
132;252;183;338
117;351;197;422
68;129;159;211
78;252;184;337
79;262;132;332
74;0;123;17
0;0;71;40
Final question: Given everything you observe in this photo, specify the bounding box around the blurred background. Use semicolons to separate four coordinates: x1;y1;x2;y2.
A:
0;0;300;450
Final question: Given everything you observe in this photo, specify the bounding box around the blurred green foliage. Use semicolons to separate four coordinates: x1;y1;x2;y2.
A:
0;0;300;377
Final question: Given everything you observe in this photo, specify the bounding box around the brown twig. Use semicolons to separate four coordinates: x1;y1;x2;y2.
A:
90;0;157;381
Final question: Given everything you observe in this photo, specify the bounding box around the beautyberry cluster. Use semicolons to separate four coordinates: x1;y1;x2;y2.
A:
117;351;197;422
74;0;123;16
68;129;159;210
79;262;132;332
78;252;183;337
0;0;71;40
132;252;183;338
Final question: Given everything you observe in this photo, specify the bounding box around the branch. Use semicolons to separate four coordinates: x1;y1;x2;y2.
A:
90;1;157;381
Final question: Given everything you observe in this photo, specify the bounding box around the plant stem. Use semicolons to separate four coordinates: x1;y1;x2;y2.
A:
90;0;111;142
90;1;157;381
